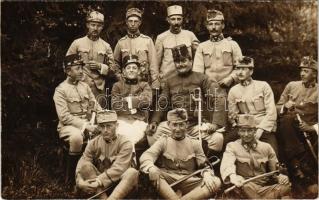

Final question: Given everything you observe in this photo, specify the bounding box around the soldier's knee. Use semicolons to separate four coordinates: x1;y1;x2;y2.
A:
69;130;83;154
208;132;224;152
123;168;139;183
78;162;97;180
278;183;292;197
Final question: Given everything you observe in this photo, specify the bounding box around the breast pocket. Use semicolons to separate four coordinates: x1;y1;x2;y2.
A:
236;157;252;176
252;94;265;112
97;51;107;64
222;50;233;66
78;48;90;62
256;157;268;171
121;49;130;61
203;49;212;69
67;97;83;113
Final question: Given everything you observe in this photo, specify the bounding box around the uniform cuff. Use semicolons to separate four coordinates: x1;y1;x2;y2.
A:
100;64;109;75
313;124;318;135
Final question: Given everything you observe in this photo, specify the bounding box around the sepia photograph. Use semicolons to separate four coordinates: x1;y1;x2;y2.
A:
1;0;318;199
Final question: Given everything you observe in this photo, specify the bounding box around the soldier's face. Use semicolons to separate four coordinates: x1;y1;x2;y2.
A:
175;57;192;74
239;128;255;143
98;122;118;141
300;68;316;83
168;121;188;139
66;64;83;81
123;63;139;79
206;20;224;36
167;15;183;32
86;22;103;38
126;16;141;33
235;67;253;81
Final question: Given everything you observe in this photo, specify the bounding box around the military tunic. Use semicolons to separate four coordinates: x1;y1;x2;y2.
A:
114;34;160;89
148;71;226;151
76;134;138;191
140;135;215;194
193;36;242;83
111;79;152;144
220;139;291;199
276;81;318;161
53;78;101;154
67;36;120;104
155;30;199;80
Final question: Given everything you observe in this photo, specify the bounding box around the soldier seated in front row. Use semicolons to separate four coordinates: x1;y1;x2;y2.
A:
146;44;226;156
111;54;152;147
140;108;221;200
220;114;291;199
76;110;138;199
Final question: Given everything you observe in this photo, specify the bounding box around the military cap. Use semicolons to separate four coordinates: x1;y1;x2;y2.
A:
63;54;84;69
87;11;104;23
96;110;117;124
171;44;191;62
126;7;143;19
123;54;140;68
234;56;254;68
207;9;224;22
167;5;183;17
237;114;257;129
299;56;317;71
167;108;188;122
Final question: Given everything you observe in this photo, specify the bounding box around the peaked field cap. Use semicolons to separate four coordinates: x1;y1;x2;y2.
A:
96;110;118;124
63;54;84;69
123;54;140;68
299;56;317;71
167;108;188;122
207;9;224;21
126;7;143;19
237;114;257;128
87;10;104;23
167;5;183;17
234;56;254;68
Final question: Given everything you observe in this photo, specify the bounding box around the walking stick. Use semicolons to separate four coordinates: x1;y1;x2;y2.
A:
170;156;220;187
192;88;202;147
87;185;113;200
224;170;280;194
296;114;318;162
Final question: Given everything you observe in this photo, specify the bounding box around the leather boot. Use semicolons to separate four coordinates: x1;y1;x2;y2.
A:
68;154;81;185
108;168;138;200
181;185;214;200
156;178;180;200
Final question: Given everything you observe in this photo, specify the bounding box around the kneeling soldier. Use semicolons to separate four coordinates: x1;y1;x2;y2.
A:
221;114;291;199
76;110;138;199
140;108;221;200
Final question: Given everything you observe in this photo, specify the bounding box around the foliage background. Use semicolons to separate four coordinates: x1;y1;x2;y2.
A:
1;1;317;198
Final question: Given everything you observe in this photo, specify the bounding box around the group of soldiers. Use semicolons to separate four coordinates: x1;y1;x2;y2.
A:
53;5;318;199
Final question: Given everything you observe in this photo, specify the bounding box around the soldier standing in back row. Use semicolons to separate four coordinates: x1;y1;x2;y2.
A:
155;5;199;81
114;7;160;89
193;9;242;91
67;10;120;108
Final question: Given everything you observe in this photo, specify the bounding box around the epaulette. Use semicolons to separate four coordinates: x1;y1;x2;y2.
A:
226;37;233;41
140;34;150;39
118;36;128;41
